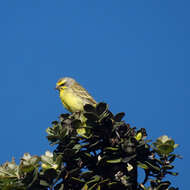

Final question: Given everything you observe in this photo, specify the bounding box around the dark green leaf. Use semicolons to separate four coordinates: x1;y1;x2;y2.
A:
96;103;108;115
86;175;100;185
154;158;164;165
167;171;178;176
157;181;171;190
122;154;136;163
165;140;175;146
71;177;85;183
54;183;64;190
144;161;160;172
106;158;121;163
39;179;50;187
88;183;97;190
80;171;94;179
52;121;59;125
89;141;100;149
104;147;119;151
162;165;174;170
60;114;70;120
137;161;149;170
71;119;82;129
169;155;176;163
168;187;179;190
63;149;76;158
27;168;39;188
114;112;125;122
84;104;96;113
84;113;99;121
43;168;57;181
157;144;174;154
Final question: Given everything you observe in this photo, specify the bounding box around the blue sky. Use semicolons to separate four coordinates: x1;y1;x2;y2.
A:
0;0;188;188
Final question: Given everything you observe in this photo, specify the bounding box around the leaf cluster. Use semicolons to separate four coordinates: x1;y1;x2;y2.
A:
0;103;180;190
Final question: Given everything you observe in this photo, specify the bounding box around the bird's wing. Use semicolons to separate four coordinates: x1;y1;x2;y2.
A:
72;82;97;105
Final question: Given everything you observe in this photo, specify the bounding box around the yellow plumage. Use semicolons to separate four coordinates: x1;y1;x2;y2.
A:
59;87;86;113
56;77;96;113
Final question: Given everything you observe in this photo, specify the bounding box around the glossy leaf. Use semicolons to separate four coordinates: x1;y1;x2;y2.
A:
96;103;108;115
114;112;125;122
106;158;122;163
84;104;96;113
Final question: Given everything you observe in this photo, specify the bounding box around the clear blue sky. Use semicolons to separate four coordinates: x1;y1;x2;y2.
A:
0;0;188;188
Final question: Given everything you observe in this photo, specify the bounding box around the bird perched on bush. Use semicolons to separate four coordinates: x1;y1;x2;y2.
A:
55;77;96;113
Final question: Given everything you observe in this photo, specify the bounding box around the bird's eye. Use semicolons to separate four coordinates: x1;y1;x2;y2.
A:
60;83;65;86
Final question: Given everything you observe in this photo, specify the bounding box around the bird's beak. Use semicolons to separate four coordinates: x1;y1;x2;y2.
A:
55;86;60;91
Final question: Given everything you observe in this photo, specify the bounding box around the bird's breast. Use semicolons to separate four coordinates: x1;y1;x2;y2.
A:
59;89;84;112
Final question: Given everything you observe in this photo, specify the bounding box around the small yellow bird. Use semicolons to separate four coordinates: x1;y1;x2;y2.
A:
55;77;96;113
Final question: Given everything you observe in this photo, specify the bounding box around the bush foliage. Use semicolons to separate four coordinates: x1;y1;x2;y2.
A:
0;103;180;190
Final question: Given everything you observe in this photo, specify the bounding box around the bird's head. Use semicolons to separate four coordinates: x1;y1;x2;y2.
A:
55;77;75;91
